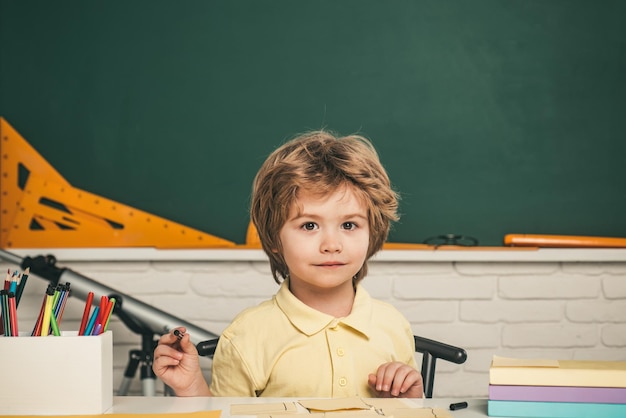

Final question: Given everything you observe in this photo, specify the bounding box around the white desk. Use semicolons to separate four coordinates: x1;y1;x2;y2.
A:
110;397;488;418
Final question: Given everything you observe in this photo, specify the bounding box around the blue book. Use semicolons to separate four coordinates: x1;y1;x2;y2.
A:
488;400;626;418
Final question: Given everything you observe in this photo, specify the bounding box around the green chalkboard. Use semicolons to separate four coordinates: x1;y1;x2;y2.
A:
2;1;625;246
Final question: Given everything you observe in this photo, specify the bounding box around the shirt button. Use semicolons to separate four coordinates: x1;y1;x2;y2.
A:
339;377;347;387
337;348;345;356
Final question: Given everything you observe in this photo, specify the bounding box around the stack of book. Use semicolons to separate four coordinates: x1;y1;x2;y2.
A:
488;356;626;418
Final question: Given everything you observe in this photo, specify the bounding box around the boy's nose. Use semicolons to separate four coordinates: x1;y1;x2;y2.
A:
321;234;342;253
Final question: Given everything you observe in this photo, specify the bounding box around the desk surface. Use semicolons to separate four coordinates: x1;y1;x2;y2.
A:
110;396;488;418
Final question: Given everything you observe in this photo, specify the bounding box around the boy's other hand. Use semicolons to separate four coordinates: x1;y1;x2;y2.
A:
368;362;424;398
152;327;212;396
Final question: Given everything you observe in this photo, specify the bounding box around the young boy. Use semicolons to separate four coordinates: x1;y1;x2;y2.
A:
153;130;423;398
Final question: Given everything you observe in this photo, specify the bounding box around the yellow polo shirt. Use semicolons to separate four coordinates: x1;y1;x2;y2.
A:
209;281;417;397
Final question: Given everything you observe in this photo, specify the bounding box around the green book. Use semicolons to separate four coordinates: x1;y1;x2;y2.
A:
488;400;626;418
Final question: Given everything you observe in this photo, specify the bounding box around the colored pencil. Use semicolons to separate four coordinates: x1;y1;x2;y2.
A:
79;291;94;335
31;292;47;336
8;292;18;336
50;310;61;336
40;285;55;336
15;267;29;306
84;306;99;336
1;290;9;336
101;297;116;334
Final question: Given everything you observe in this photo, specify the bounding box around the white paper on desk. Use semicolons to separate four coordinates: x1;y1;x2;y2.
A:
298;396;372;412
256;413;378;418
257;407;453;418
363;399;415;410
381;408;452;418
314;411;379;418
231;402;299;415
298;397;414;413
370;398;450;418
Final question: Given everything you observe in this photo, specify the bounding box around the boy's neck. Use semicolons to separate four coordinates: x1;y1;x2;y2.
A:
288;280;356;318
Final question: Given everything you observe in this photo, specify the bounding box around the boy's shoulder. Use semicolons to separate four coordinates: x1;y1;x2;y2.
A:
222;296;281;333
355;285;411;328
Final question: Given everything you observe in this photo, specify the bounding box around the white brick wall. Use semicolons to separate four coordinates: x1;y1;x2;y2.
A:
3;249;625;399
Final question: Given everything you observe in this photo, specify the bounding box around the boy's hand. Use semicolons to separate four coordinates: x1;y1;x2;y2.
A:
152;327;212;396
368;362;423;398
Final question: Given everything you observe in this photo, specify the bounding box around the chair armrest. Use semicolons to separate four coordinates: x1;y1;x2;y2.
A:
414;335;467;364
414;335;467;398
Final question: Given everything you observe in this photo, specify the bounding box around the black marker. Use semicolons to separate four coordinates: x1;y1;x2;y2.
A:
449;402;468;411
173;329;185;340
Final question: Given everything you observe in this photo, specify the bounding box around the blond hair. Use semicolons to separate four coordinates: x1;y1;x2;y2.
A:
251;130;399;284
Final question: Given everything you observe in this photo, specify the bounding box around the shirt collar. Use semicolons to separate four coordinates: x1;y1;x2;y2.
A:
275;280;373;338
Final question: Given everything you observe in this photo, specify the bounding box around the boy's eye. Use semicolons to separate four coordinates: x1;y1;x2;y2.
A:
302;222;317;231
342;222;357;231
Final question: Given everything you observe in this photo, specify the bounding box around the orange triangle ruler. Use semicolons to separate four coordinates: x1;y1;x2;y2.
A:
0;117;236;249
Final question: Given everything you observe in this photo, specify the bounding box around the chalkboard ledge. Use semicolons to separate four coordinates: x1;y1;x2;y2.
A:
6;248;626;263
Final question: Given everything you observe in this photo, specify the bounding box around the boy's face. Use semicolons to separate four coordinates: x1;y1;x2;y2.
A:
279;185;370;297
